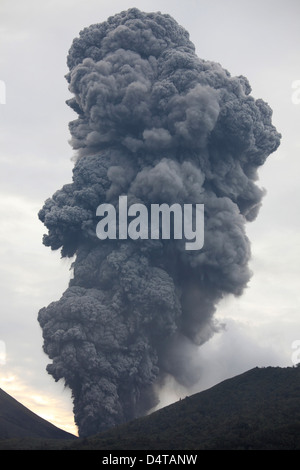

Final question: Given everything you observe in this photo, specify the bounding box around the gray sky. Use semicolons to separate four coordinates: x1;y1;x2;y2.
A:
1;0;299;435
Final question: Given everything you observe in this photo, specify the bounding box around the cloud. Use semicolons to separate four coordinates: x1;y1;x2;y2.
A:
37;8;280;436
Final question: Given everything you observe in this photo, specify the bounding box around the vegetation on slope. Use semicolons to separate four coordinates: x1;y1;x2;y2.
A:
69;366;300;450
0;366;299;450
0;388;76;441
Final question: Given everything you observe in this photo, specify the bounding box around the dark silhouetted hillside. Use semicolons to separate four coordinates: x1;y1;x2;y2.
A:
70;366;300;450
0;366;299;449
0;388;76;442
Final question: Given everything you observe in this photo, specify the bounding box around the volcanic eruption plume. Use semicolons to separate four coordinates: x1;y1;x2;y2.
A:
38;8;281;437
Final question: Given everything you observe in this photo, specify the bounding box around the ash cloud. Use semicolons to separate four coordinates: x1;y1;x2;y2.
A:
37;8;281;437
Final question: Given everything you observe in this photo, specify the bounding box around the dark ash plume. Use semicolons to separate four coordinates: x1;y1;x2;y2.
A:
38;8;281;437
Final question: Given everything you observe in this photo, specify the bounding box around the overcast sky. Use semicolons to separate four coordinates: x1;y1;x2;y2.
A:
0;0;299;436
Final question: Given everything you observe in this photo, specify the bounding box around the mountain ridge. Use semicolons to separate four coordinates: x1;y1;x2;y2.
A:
0;365;299;449
74;365;299;450
0;387;76;441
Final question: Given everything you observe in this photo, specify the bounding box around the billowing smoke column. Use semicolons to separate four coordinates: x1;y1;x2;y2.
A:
38;8;281;436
